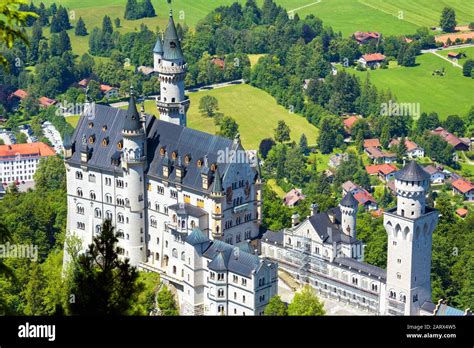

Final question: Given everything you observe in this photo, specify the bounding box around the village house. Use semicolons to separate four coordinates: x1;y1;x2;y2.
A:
8;89;28;110
283;188;306;207
389;138;424;158
447;52;461;59
423;165;445;184
328;153;348;168
342;115;361;135
365;146;396;164
451;178;474;201
455;208;468;219
38;96;57;108
431;127;469;151
77;78;119;100
353;31;381;44
358;53;386;68
365;164;398;181
211;57;225;69
341;181;378;211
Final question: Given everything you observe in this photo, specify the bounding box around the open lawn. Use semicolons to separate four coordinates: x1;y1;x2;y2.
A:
350;52;474;119
124;84;318;150
267;179;286;198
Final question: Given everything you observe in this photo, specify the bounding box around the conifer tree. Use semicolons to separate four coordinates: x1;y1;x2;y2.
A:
75;17;88;36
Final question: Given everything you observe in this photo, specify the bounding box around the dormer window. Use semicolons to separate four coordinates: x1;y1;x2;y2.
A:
102;137;109;147
102;125;107;132
88;135;95;144
197;159;203;167
184;154;191;165
160;146;166;156
117;141;123;150
211;163;217;172
170;42;176;48
88;122;94;128
171;151;177;160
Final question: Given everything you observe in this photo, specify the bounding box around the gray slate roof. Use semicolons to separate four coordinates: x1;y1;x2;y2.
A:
308;207;358;244
168;203;207;217
202;239;262;277
395;161;430;181
67;104;242;193
163;12;184;61
334;256;386;280
262;230;284;245
123;94;141;132
185;228;210;246
153;35;163;54
340;191;358;207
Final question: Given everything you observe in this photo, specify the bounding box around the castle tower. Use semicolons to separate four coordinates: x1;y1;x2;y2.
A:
384;161;438;315
154;10;189;127
210;166;224;240
339;191;358;239
254;154;264;227
121;89;147;266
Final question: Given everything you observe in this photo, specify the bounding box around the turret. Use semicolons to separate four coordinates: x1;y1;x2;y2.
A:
155;10;190;127
211;166;224;239
339;191;358;239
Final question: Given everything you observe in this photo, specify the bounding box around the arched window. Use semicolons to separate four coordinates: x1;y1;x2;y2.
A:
172;248;178;258
90;191;96;200
94;208;101;218
173;214;177;223
95;225;101;234
172;266;177;274
181;251;185;261
76;171;83;179
181;220;185;229
190;220;195;228
118;213;124;223
106;211;112;220
77;188;83;197
76;204;84;215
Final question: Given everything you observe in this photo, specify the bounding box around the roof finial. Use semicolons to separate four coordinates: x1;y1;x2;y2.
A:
203;155;208;168
130;84;134;96
85;85;90;103
167;0;172;16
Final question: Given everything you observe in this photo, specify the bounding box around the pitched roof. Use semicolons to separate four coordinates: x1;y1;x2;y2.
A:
353;190;377;205
283;188;305;206
452;178;474;194
342;180;359;193
153;35;163;54
38;96;57;107
168;203;207;217
365;164;397;176
365;146;395;159
343;115;360;129
363;138;381;148
307;207;358;244
262;230;284;245
0;142;55;158
334;256;386;279
185;228;210;246
389;138;420;152
162;11;184;61
455;208;468;218
353;31;380;42
423;165;442;175
100;84;116;93
11;89;28;99
211;166;223;193
431;127;469;149
362;53;386;62
395;161;430;181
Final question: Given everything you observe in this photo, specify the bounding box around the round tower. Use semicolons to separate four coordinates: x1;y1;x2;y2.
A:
153;32;163;72
339;191;358;238
155;10;190;127
394;161;430;219
121;89;147;266
210;166;224;239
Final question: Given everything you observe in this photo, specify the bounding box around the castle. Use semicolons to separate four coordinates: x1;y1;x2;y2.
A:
63;11;277;316
262;161;471;316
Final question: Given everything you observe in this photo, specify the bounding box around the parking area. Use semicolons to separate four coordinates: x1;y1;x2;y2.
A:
41;122;63;154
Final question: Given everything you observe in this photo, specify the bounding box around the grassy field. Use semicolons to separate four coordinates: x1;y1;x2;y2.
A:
118;84;318;150
248;54;267;67
267;178;286;198
349;52;474;119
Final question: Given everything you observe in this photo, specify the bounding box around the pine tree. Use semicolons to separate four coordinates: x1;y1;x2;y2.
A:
380;124;391;148
114;17;121;28
124;0;139;20
68;219;143;315
463;59;474;77
142;0;156;17
102;15;113;35
59;30;72;53
355;131;364;154
298;133;308;154
402;46;417;67
274;120;290;143
75;17;88;36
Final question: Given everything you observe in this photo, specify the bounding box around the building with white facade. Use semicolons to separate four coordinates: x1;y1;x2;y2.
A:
63;11;277;316
0;142;55;186
262;162;469;316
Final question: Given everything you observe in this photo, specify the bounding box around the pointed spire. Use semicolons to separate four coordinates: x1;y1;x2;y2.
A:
212;166;223;193
340;191;358;207
123;86;141;132
395;160;430;182
153;33;163;54
162;8;184;61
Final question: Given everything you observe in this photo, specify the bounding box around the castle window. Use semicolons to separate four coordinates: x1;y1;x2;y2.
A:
118;213;124;223
160;147;166;156
241;278;247;286
352;277;358;286
397;273;401;280
197;198;204;208
171;151;177;160
106;211;112;220
102;137;109;147
88;173;96;183
75;171;83;180
88;135;95;144
172;248;177;258
147;183;152;191
172;266;176;274
102;125;107;132
77;188;83;197
197;159;203;167
217;273;224;281
105;194;112;204
413;294;418;302
117;141;123;150
181;252;185;261
77;222;85;230
371;283;378;292
157;185;164;195
94;208;101;218
397;258;402;264
89;191;96;200
400;294;406;303
184;154;191;164
76;204;84;215
170;190;178;199
88;122;94;128
217;289;224;298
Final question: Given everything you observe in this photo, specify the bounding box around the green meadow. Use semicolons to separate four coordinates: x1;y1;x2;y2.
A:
350;52;474;119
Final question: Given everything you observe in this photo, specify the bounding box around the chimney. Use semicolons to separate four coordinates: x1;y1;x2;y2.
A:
291;213;300;228
310;203;319;216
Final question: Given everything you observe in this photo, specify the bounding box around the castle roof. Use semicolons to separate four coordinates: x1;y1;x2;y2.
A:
340;191;358;207
153;35;163;54
334;256;386;279
185;228;210;246
395;161;430;182
307;207;358;244
123;93;141;132
163;11;184;61
211;166;223;193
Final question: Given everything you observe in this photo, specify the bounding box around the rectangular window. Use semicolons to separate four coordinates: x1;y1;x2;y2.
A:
184;194;191;204
197;198;205;208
